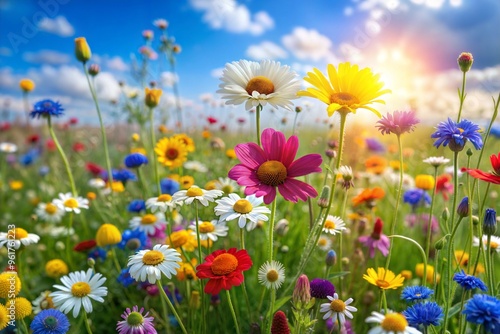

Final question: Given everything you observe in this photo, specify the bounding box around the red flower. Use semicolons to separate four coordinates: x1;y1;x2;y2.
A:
0;122;11;131
73;239;96;252
72;142;86;152
196;248;252;295
27;134;40;144
271;311;291;334
436;174;453;200
46;139;56;151
464;153;500;184
207;116;218;124
69;117;78;125
86;162;105;176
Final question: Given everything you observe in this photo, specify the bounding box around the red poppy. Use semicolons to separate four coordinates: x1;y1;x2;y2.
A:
69;117;78;125
436;174;453;200
464;152;500;184
73;239;96;252
46;139;56;151
207;116;218;124
196;248;252;295
86;162;105;176
27;134;40;144
72;142;86;152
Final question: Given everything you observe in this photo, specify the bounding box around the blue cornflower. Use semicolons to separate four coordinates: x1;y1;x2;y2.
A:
39;166;50;177
457;197;469;217
117;268;136;287
483;208;497;236
124;153;148;168
101;169;137;183
490;125;500;139
404;189;431;208
431;118;483;152
160;177;180;195
30;99;64;119
127;199;146;213
117;228;148;251
453;270;487;291
30;308;70;334
401;285;434;302
88;247;107;262
403;302;443;328
310;278;335;299
463;294;500;333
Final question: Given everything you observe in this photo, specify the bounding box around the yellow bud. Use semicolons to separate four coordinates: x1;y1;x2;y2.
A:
75;37;92;63
19;79;35;92
145;87;162;108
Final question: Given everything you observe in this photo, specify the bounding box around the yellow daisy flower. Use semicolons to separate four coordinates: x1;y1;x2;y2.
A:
172;133;195;152
155;137;188;168
298;62;390;117
363;267;404;290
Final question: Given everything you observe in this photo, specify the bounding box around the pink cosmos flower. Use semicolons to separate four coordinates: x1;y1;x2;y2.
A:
228;128;322;204
358;218;389;258
376;110;419;136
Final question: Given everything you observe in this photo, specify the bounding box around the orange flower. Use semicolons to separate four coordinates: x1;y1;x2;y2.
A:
352;187;385;207
365;156;387;175
19;79;35;92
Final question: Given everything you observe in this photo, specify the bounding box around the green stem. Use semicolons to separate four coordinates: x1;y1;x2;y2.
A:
226;289;242;334
239;228;253;320
83;64;114;187
194;202;207;334
268;200;277;261
457;71;467;122
47;116;77;196
83;311;93;334
158;280;188;334
486;234;495;295
384;134;404;272
256;104;262;146
110;247;121;272
136;167;150;198
424;166;439;287
148;106;161;195
267;289;276;334
65;212;74;264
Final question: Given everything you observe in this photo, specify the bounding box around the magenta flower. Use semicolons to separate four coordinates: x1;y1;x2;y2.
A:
117;305;157;334
358;218;389;258
228;128;322;204
376;110;419;136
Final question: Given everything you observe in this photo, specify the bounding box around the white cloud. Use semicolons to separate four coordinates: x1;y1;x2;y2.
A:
38;16;74;37
211;67;224;79
23;50;71;65
246;41;288;60
282;27;334;61
105;56;128;71
160;71;178;88
189;0;274;35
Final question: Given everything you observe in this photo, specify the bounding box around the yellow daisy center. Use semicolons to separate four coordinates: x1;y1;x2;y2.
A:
40;297;54;310
166;148;179;160
71;282;91;297
186;187;203;197
157;194;172;202
14;228;28;239
199;222;215;233
380;313;408;332
63;198;79;208
376;279;390;288
318;238;328;246
141;214;157;225
246;76;275;95
266;269;279;282
491;241;498;249
257;160;287;186
325;220;336;229
45;203;58;214
211;253;238;276
222;185;234;194
233;199;253;214
330;299;346;312
142;250;165;265
330;92;360;106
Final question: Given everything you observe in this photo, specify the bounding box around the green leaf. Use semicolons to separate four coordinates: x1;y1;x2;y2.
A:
266;296;291;318
448;302;463;317
328;271;350;279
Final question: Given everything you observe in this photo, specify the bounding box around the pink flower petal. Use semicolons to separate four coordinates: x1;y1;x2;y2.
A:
228;165;252;181
279;178;318;202
235;142;266;169
287;154;323;177
261;128;285;161
263;187;277;204
281;135;299;167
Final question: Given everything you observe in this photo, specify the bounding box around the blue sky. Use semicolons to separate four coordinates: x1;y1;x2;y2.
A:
0;0;499;126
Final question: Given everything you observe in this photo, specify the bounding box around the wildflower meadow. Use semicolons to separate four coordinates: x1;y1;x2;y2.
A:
1;10;500;334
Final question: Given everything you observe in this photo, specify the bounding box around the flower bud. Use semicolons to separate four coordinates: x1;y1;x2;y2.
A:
325;149;336;159
442;207;450;222
19;79;35;92
325;250;336;267
87;257;96;269
189;291;201;309
145;87;162;108
271;311;290;334
88;64;100;76
75;37;92;63
275;219;289;236
457;197;469;218
317;186;330;208
295;106;302;113
472;215;479;226
457;52;473;73
466;148;473;157
483;208;497;236
292;274;311;307
434;235;447;250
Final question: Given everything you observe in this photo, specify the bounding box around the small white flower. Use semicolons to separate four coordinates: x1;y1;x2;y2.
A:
50;268;107;318
189;219;228;242
214;177;239;194
53;192;89;214
184;161;208;173
32;290;53;314
0;228;40;249
0;142;17;153
146;194;177;213
322;215;346;235
214;193;271;231
129;213;166;236
366;311;422;334
423;156;450;167
172;186;223;207
35;202;65;223
258;260;285;290
473;235;500;253
127;244;181;284
88;178;106;189
320;293;357;325
317;235;332;251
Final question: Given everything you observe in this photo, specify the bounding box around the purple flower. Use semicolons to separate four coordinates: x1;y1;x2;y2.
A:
376;110;419;136
310;278;335;299
431;118;483;152
229;128;322;204
117;305;157;334
358;218;389;258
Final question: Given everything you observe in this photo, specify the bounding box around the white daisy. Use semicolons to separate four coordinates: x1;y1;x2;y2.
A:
473;235;500;253
146;194;177;213
214;193;271;231
336;165;354;189
172;186;223;207
258;260;285;290
216;59;301;111
35;202;65;223
129;213;166;236
366;311;422;334
88;178;106;189
214;177;239;194
184;161;208;173
320;293;357;325
322;215;346;235
53;192;89;214
0;228;40;249
189;219;228;241
317;235;332;251
50;268;107;318
423;156;450;167
0;142;17;153
32;290;54;314
127;244;181;284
